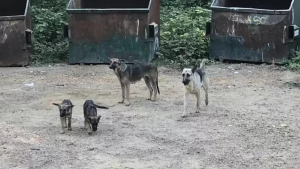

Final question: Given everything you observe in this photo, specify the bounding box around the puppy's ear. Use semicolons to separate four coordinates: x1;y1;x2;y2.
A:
192;65;197;73
53;103;60;107
69;105;75;108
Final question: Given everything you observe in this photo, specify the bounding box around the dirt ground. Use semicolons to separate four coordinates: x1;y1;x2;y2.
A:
0;63;300;169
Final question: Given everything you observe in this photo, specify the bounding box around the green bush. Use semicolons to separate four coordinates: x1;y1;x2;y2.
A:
159;6;211;66
286;50;300;70
29;0;212;65
161;0;212;8
31;0;68;64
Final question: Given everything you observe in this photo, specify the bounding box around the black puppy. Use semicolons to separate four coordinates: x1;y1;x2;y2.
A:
83;100;108;134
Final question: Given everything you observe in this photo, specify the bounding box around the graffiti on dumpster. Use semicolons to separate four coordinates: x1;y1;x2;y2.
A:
230;14;269;25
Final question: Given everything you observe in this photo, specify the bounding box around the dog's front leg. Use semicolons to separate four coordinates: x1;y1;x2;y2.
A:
118;83;125;104
182;93;189;118
124;84;130;106
196;92;200;113
64;117;67;128
87;123;92;135
67;116;72;131
60;117;66;134
84;119;88;129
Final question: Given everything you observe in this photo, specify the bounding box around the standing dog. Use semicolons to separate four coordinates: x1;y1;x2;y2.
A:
108;58;160;106
53;100;74;134
182;59;209;117
83;100;108;134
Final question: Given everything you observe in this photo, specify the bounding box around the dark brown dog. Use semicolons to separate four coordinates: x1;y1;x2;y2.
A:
109;58;160;106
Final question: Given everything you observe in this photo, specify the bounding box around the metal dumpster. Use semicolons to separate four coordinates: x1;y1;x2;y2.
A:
206;0;300;63
65;0;160;64
0;0;32;67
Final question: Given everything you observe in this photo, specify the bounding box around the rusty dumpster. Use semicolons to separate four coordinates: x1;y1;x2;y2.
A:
65;0;160;64
0;0;32;67
206;0;300;63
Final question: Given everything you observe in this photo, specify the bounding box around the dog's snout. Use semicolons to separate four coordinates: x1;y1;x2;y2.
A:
182;79;190;85
109;65;115;69
92;126;98;131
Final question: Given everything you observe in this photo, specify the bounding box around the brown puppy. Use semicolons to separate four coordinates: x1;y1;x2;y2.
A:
53;99;74;134
109;58;160;106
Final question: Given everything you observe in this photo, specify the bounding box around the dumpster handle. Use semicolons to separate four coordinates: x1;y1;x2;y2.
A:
63;25;69;38
25;29;32;45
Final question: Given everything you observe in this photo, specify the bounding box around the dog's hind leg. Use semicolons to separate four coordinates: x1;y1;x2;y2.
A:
144;77;153;100
196;92;201;113
150;78;158;101
203;76;209;106
124;84;131;106
119;83;125;104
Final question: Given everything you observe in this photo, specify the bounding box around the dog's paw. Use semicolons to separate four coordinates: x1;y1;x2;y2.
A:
68;128;72;131
195;111;200;113
64;126;68;128
125;102;131;106
151;99;156;102
181;114;187;118
88;132;92;135
118;100;124;104
60;131;65;134
146;98;151;100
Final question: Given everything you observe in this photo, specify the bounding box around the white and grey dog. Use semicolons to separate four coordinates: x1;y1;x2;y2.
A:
181;59;209;117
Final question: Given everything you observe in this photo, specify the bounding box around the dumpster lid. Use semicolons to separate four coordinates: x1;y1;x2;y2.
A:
0;0;29;20
210;0;294;14
67;0;153;14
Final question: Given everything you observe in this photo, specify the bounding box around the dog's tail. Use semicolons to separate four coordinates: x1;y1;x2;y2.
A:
156;71;160;95
200;59;208;69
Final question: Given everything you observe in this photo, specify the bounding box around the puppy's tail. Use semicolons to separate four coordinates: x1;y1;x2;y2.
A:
200;59;208;69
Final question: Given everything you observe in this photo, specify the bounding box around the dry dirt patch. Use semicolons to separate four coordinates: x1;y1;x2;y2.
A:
0;63;300;169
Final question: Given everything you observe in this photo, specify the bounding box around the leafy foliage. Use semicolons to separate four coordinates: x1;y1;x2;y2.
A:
30;0;212;65
31;0;69;64
161;0;212;8
159;6;211;66
286;50;300;70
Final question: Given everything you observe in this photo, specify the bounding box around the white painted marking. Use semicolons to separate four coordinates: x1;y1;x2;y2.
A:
136;19;139;36
295;30;299;37
1;33;7;43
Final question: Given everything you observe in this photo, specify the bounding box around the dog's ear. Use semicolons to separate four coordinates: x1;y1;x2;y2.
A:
69;105;74;108
192;65;197;73
53;103;60;107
